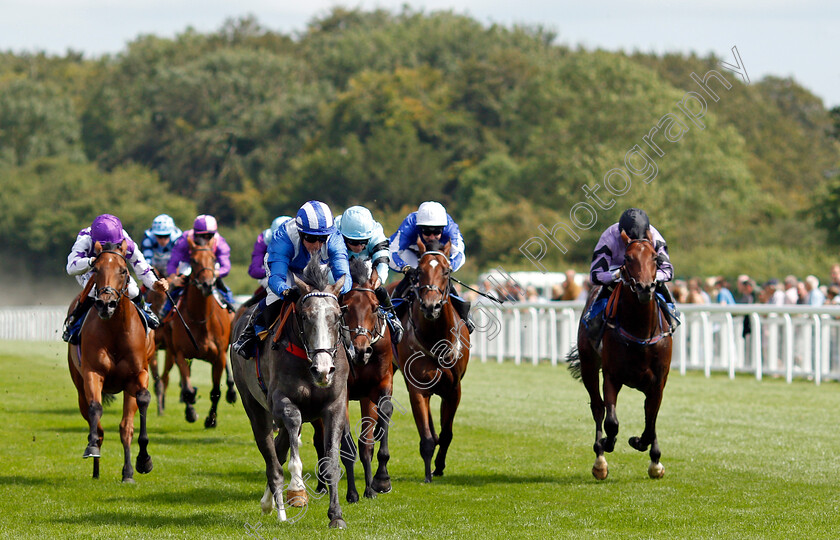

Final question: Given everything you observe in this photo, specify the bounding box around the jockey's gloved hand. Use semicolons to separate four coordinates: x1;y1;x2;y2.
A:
284;286;301;303
611;269;622;283
402;265;415;279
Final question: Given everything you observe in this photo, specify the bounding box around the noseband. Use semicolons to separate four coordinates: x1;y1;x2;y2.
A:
341;287;386;345
189;246;216;287
296;291;343;362
620;238;656;294
93;250;130;301
411;250;451;306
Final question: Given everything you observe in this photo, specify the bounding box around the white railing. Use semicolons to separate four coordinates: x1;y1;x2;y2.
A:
470;301;840;385
5;302;840;384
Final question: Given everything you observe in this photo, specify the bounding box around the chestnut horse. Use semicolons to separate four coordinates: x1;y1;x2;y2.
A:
163;235;236;426
392;239;470;483
568;230;673;479
67;241;155;482
314;257;395;501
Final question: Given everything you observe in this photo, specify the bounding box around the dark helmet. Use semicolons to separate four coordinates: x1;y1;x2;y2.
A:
618;208;650;239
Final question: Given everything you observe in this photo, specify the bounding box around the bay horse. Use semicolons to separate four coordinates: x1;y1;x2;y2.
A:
230;255;349;528
313;257;395;502
67;240;155;482
568;230;673;480
393;239;470;483
163;235;236;426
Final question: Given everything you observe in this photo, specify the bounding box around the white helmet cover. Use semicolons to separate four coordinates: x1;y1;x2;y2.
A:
416;201;447;227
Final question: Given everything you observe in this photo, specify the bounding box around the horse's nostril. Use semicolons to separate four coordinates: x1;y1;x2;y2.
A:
365;347;373;357
328;366;336;375
310;366;319;377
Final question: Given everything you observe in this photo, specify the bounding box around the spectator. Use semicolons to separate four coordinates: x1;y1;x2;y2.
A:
687;278;708;304
714;278;736;304
561;269;582;301
736;276;757;339
831;264;840;288
480;279;501;302
804;275;826;306
550;283;563;301
796;281;808;304
670;280;689;303
827;285;840;305
524;285;543;303
760;279;786;305
783;275;800;304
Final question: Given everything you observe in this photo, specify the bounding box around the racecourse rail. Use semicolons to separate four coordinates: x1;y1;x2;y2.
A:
3;302;840;385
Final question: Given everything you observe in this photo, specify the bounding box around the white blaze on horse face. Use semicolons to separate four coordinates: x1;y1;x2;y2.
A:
429;260;439;268
308;299;337;385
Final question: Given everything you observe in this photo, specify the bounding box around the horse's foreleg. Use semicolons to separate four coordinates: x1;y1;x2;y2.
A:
312;420;328;494
224;360;237;404
82;370;105;462
119;393;138;483
340;419;359;503
629;382;666;479
175;352;197;423
433;385;462;477
408;390;435;483
135;387;153;475
240;389;285;520
601;375;622;454
371;390;393;494
204;357;223;428
274;397;308;508
161;345;174;411
322;406;347;529
358;397;378;499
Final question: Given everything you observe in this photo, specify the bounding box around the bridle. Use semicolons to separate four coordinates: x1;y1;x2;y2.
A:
411;250;451;307
620;238;656;295
295;291;343;362
92;249;130;302
189;245;217;288
341;287;386;345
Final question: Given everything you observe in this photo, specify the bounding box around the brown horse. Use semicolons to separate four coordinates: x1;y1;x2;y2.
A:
67;241;156;482
314;257;395;501
393;239;470;483
568;230;673;480
163;235;236;426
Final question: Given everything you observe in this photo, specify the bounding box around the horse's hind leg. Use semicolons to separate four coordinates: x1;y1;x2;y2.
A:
175;353;197;423
340;420;359;503
578;345;608;479
205;358;223;428
119;393;138;483
433;385;461;477
358;397;379;499
224;361;237;404
371;391;393;494
629;383;666;479
135;387;153;474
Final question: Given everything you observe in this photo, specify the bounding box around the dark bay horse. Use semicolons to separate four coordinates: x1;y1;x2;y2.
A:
67;240;155;482
568;230;673;479
314;257;395;502
393;239;470;483
163;235;236;426
231;255;349;529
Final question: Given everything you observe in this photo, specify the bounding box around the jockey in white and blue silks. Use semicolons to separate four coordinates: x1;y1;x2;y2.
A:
336;205;404;343
583;207;678;343
62;214;169;343
388;201;474;333
233;201;351;358
140;214;182;280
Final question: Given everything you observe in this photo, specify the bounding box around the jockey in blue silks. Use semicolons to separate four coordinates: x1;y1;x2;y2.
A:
62;214;170;343
233;201;351;359
582;207;678;344
388;201;474;333
140;213;182;282
336;205;404;343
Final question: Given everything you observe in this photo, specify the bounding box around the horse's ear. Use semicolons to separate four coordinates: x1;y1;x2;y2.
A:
442;240;452;256
620;230;631;245
646;229;654;243
187;235;196;249
329;275;346;297
293;274;311;296
416;236;426;254
370;268;381;289
93;241;103;255
119;239;128;255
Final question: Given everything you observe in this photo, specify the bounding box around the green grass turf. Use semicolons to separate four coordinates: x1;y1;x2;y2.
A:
1;340;839;539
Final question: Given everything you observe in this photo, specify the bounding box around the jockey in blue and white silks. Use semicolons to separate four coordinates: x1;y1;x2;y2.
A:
140;214;182;278
583;208;678;342
388;201;474;333
336;205;404;343
63;214;169;343
233;201;351;358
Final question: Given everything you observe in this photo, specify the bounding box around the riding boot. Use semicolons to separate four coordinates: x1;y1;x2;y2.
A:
449;287;475;333
215;277;236;312
159;285;183;319
391;274;413;320
655;282;681;329
233;304;262;359
584;285;612;344
133;295;160;329
63;295;94;343
375;285;404;343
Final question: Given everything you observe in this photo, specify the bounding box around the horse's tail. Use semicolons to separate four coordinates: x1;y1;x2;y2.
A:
102;393;117;406
566;346;582;381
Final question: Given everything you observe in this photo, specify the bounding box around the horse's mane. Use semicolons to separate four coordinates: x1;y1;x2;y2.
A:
349;257;369;286
101;242;120;252
423;238;444;252
301;252;331;291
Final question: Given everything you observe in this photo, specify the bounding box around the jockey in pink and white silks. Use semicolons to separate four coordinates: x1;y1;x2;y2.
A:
583;208;678;343
388;201;474;333
161;214;235;316
62;214;169;343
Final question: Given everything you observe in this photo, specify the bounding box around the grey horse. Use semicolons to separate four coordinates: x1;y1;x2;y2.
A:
231;255;349;529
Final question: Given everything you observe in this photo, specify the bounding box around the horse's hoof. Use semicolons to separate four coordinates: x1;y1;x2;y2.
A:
185;407;197;423
204;415;217;429
424;475;433;484
286;489;308;507
136;455;153;474
600;437;616;453
629;436;648;452
363;487;377;499
329;518;347;529
83;445;100;459
226;389;237;404
432;468;444;477
346;491;359;503
592;455;609;480
648;461;665;479
122;477;136;484
371;477;392;494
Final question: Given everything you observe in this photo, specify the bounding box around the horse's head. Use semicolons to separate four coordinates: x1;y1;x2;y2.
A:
188;235;217;297
414;238;451;320
292;255;346;387
91;240;130;320
340;258;383;365
620;230;658;303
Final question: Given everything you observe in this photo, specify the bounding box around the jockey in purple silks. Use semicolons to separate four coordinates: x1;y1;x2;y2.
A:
62;214;170;343
582;208;678;343
248;216;292;289
160;214;235;317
